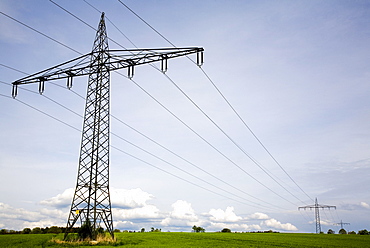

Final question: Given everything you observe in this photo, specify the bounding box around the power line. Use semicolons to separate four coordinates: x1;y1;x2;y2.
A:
0;38;275;209
124;75;297;206
0;86;277;210
116;0;312;203
2;76;282;210
0;11;82;55
78;1;293;209
0;61;284;211
111;115;284;210
162;72;307;205
83;0;137;48
0;64;28;75
117;0;176;48
49;0;128;50
199;66;314;202
1;6;299;207
77;1;302;206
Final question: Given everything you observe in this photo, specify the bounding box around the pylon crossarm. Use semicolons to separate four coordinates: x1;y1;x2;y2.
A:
320;205;336;209
11;47;204;97
108;47;204;70
12;53;92;86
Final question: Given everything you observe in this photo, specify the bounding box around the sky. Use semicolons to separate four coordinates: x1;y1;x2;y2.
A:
0;0;369;233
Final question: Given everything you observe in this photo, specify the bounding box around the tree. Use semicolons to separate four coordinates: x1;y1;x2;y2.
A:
348;231;356;235
48;226;62;234
358;229;369;235
327;229;335;234
221;228;231;233
113;229;121;233
22;228;31;234
78;220;93;240
339;228;347;235
192;226;205;233
31;227;42;234
141;228;145;233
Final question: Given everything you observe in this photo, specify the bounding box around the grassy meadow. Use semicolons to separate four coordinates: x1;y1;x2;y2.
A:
0;232;370;247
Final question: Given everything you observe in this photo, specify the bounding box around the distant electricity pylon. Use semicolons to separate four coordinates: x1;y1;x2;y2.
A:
335;220;350;230
12;13;203;240
299;198;336;234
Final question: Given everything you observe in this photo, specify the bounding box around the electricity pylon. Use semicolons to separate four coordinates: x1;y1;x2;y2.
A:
12;13;203;240
299;198;336;234
335;220;350;230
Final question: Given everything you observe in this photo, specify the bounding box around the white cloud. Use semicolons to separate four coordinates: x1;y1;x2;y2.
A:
40;188;73;208
208;206;242;222
247;212;269;220
111;188;154;209
114;205;161;220
0;202;66;229
40;187;153;210
262;219;298;231
360;202;370;209
114;220;136;230
161;200;198;227
168;200;198;221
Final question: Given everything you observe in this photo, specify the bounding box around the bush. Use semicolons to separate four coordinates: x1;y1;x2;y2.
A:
221;228;231;233
339;229;347;235
78;220;93;240
31;227;42;234
327;229;335;234
48;226;62;234
358;229;369;235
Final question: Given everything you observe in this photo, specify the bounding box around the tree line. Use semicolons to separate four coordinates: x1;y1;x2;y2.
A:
0;226;78;235
327;228;369;235
1;226;369;235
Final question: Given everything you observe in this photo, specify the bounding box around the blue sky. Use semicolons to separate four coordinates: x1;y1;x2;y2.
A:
0;0;370;233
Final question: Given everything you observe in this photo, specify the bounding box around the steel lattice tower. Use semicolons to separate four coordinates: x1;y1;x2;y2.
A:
64;13;113;239
299;198;336;234
12;13;203;241
335;220;350;230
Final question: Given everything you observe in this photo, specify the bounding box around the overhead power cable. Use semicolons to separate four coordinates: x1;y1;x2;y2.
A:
49;0;128;50
161;72;307;205
122;75;297;206
1;68;282;210
1;7;299;207
82;0;137;48
0;85;276;209
0;14;277;208
0;11;82;55
116;0;312;203
46;1;299;206
81;0;288;209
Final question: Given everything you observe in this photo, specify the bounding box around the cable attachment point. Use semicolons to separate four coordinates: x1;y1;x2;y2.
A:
38;77;45;95
127;61;135;79
197;50;204;67
12;84;18;98
66;71;74;89
161;55;168;73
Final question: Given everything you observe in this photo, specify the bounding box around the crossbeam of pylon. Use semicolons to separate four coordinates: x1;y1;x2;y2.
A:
11;47;203;92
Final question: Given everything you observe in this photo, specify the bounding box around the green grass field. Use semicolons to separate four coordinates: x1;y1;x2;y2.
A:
0;232;369;247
